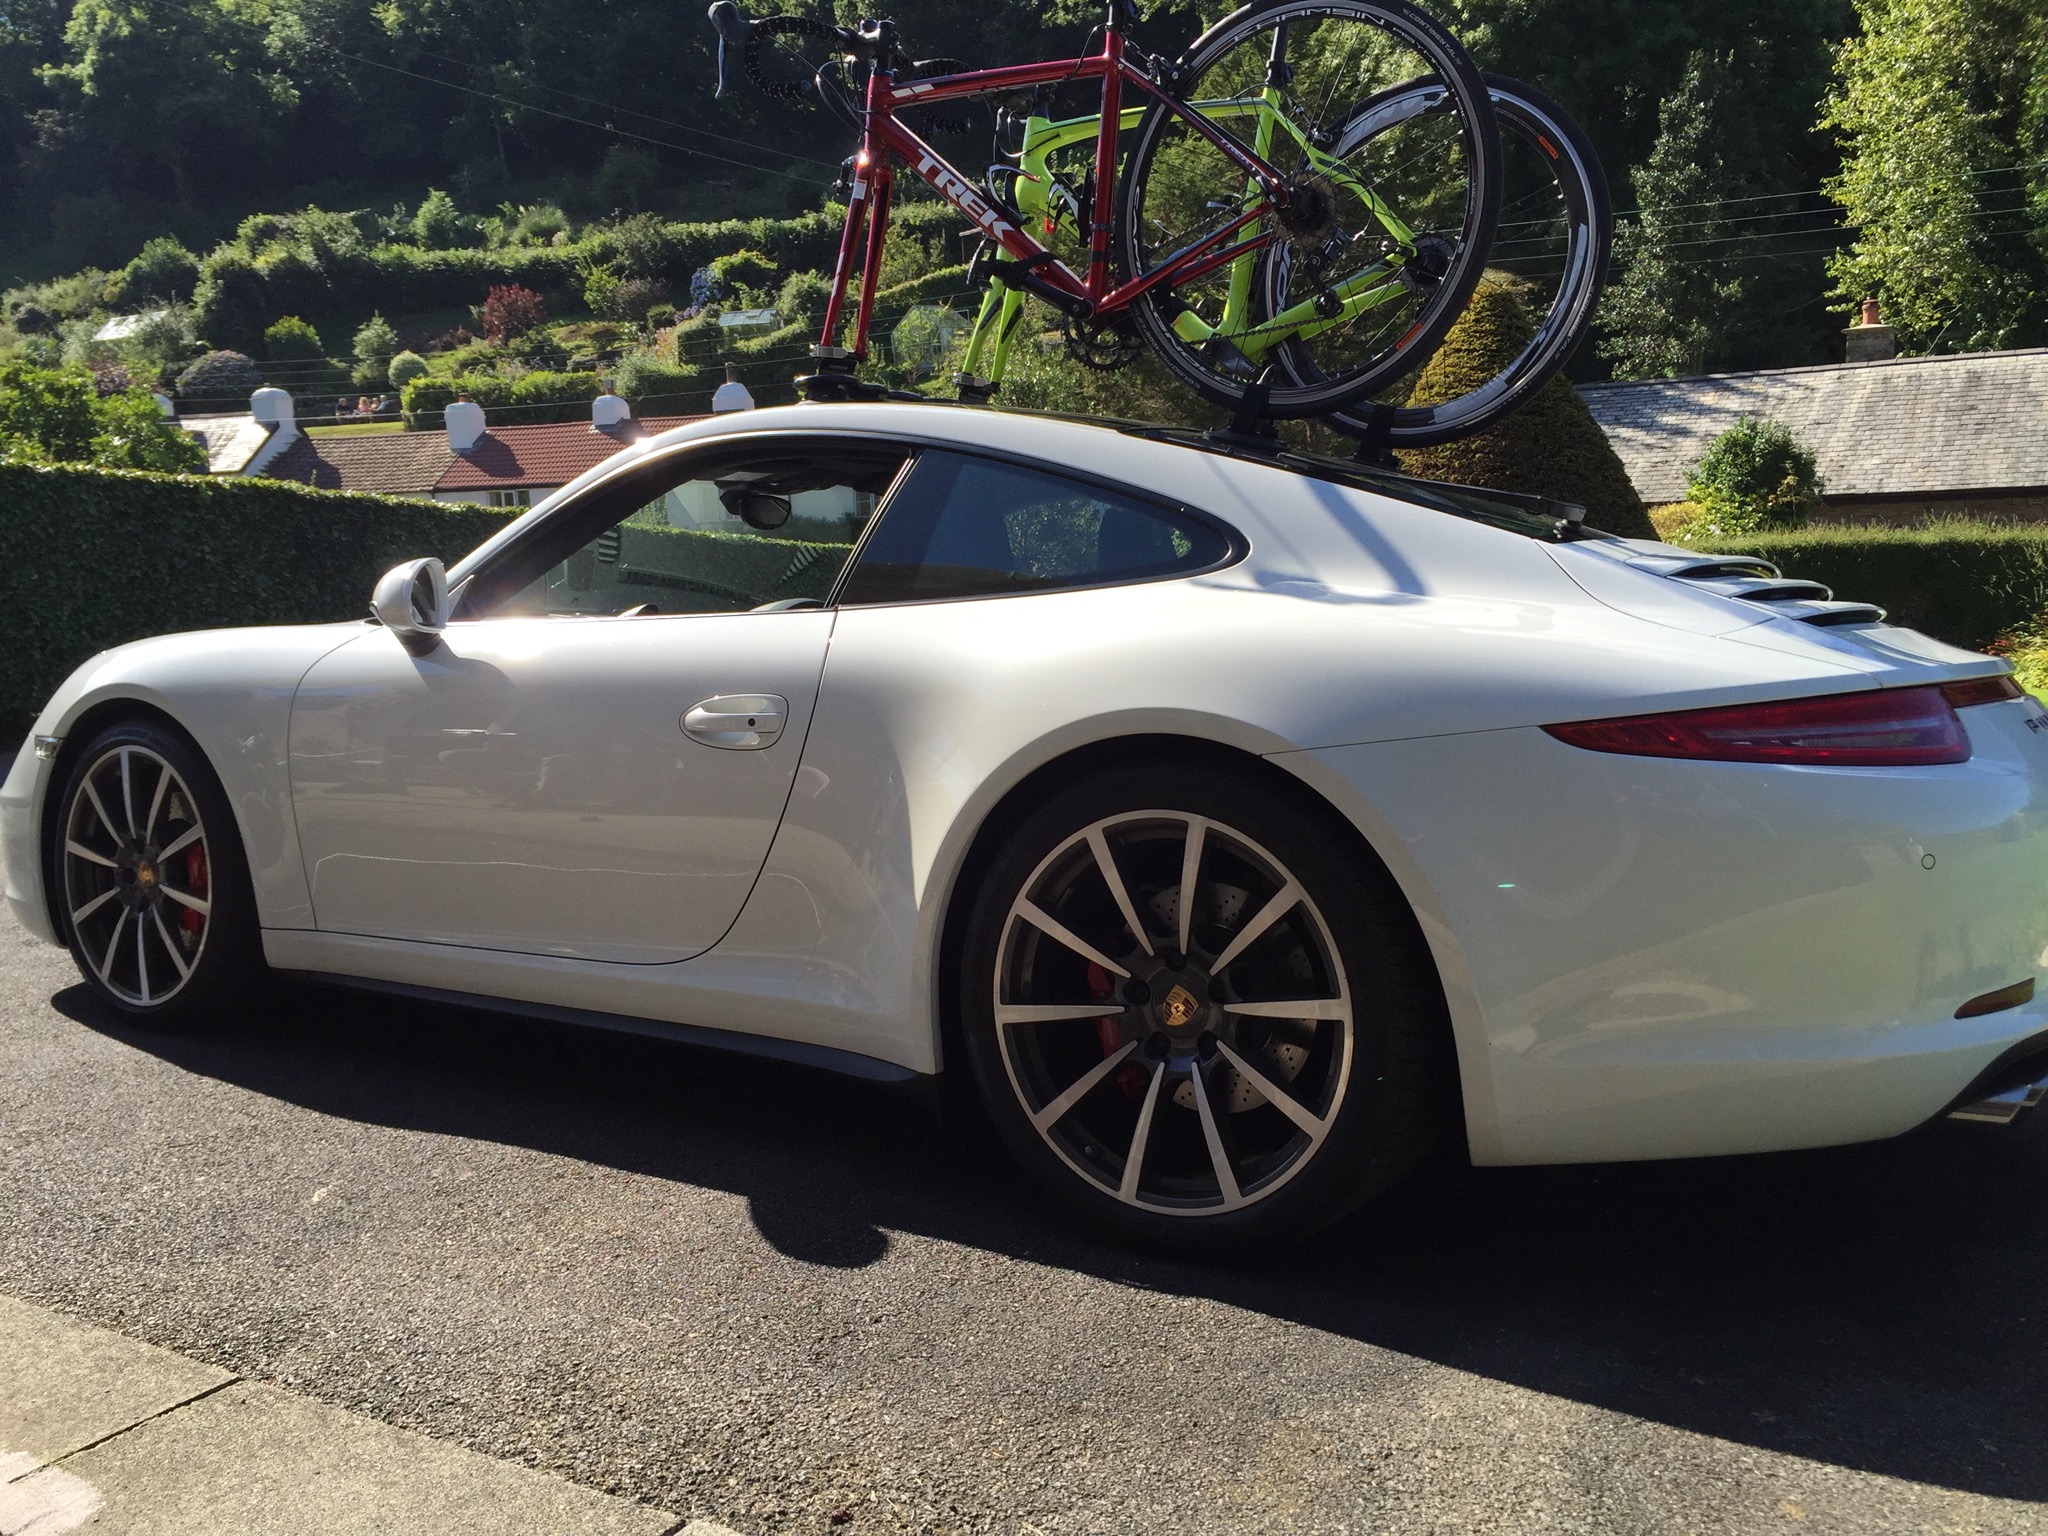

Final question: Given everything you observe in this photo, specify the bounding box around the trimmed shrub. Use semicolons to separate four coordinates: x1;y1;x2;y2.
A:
506;369;603;423
387;350;429;390
264;315;324;362
1397;275;1655;538
1688;520;2048;652
401;373;512;429
174;350;263;405
709;249;779;295
476;283;549;341
0;461;511;724
613;352;705;414
1681;415;1825;537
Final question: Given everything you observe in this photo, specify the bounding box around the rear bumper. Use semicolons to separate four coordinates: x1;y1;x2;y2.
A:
1;733;56;946
1296;696;2048;1165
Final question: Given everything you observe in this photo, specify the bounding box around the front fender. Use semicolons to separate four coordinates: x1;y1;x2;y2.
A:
14;624;368;936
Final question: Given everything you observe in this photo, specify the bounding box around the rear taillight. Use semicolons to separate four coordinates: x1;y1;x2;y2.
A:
1941;675;2026;709
1544;685;1971;767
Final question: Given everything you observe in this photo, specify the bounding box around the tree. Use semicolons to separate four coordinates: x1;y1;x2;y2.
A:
1597;50;1822;379
1399;275;1654;537
40;0;296;204
117;236;199;305
0;359;203;471
87;386;208;472
1821;0;2047;351
0;360;96;462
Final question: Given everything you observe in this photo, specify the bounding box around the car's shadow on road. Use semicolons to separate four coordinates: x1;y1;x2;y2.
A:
58;978;2048;1505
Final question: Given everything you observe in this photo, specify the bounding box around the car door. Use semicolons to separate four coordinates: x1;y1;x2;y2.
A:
288;435;911;964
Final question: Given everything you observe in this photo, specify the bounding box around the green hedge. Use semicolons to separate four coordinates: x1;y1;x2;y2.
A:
401;370;603;428
0;462;511;726
1689;520;2048;651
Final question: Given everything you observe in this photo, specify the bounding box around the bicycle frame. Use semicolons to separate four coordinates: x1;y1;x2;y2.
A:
958;97;1422;389
818;20;1306;365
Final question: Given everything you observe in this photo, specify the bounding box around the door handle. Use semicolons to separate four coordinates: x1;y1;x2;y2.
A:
682;694;788;750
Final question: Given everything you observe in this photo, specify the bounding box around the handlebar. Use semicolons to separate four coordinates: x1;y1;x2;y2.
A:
708;3;902;101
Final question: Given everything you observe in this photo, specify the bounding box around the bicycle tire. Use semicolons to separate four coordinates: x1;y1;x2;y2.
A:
1116;0;1502;419
1301;74;1612;446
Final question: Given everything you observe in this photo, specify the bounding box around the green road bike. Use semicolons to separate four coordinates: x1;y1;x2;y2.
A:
959;72;1611;447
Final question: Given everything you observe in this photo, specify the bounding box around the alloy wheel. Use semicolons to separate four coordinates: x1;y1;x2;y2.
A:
992;811;1354;1216
61;744;213;1008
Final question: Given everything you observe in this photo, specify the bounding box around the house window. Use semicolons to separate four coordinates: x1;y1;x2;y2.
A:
489;488;534;509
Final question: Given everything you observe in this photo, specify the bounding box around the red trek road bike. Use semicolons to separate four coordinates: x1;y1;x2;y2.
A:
711;0;1502;418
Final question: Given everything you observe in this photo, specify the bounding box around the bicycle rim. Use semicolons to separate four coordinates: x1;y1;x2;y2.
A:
1306;74;1613;446
1117;0;1501;419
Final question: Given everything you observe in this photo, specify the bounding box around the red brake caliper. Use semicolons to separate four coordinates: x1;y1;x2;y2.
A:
180;842;208;941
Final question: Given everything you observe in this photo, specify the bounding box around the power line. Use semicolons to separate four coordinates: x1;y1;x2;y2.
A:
327;49;833;187
393;43;844;171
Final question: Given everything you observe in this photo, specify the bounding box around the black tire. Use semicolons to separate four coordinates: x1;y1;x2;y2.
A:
1117;0;1502;419
50;717;266;1029
959;762;1452;1253
1306;73;1614;446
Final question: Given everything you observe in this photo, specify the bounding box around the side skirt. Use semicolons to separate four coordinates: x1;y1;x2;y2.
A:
274;970;925;1085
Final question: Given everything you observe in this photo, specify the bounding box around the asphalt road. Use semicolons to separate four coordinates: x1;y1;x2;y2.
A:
4;898;2047;1536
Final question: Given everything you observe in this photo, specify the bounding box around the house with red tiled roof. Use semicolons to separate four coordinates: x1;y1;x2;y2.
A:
257;391;703;506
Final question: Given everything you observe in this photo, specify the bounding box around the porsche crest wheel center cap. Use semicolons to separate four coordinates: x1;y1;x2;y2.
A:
1146;966;1214;1036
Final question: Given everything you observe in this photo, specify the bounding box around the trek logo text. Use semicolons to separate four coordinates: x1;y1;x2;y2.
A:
916;153;1018;243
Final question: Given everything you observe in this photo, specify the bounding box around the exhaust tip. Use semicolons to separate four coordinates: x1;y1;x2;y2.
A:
1949;1072;2048;1125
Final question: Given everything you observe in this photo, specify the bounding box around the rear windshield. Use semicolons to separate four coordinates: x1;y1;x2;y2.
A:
1123;426;1597;543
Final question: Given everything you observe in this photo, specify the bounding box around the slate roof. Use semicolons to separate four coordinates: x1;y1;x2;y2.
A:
181;413;279;476
434;416;699;492
266;432;455;496
1578;349;2048;504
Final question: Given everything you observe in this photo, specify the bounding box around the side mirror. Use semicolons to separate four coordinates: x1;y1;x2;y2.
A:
371;557;449;655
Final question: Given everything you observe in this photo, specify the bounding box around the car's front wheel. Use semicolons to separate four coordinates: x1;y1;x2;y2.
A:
53;718;264;1027
961;763;1452;1253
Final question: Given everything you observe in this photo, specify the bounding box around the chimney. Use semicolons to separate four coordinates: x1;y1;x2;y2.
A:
1844;298;1896;364
445;395;486;454
250;387;294;430
711;361;755;413
591;390;632;433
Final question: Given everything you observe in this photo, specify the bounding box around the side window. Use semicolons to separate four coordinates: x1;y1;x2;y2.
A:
835;451;1231;605
458;443;908;620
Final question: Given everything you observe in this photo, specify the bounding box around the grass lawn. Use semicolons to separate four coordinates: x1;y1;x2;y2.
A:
305;422;407;438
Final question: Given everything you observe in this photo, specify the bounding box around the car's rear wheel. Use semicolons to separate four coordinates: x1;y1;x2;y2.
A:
54;719;263;1027
960;763;1452;1253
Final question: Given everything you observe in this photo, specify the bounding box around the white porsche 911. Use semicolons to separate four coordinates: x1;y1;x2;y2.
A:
7;402;2047;1250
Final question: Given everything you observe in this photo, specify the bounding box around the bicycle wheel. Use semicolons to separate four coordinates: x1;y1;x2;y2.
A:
1117;0;1501;419
1292;74;1613;446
